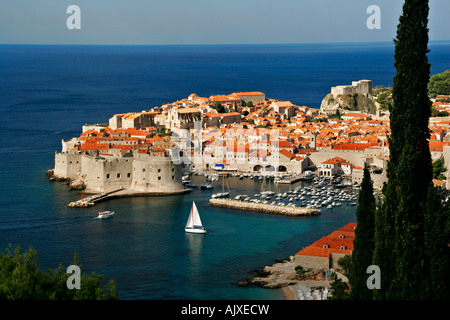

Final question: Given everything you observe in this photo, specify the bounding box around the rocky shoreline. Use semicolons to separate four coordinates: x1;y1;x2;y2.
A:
234;258;344;300
236;258;330;289
46;169;86;191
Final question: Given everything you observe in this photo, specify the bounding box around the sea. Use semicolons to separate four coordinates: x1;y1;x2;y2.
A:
0;42;448;300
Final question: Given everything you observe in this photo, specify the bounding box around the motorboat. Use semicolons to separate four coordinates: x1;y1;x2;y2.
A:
97;211;114;219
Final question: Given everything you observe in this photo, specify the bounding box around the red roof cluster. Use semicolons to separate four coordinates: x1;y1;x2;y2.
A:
295;222;357;258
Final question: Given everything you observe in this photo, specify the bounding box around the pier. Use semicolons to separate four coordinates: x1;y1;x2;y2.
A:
275;175;303;184
67;187;191;208
209;199;321;216
67;188;125;207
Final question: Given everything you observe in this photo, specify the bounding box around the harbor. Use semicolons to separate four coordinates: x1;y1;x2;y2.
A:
190;171;359;212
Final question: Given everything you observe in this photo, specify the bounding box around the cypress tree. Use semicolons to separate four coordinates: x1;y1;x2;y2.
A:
423;185;450;299
349;164;376;300
390;0;432;300
374;0;449;300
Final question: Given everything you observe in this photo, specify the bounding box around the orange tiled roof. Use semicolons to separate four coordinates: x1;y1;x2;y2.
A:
295;223;356;257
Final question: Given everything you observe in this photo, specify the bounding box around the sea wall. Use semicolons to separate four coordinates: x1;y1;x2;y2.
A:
80;155;133;193
209;199;321;216
131;156;185;193
54;152;82;179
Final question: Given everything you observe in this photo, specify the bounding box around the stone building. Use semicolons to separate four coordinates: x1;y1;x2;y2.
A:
269;101;296;119
109;112;159;130
166;107;202;130
233;91;266;103
203;112;242;128
295;223;356;271
331;80;373;97
53;149;185;194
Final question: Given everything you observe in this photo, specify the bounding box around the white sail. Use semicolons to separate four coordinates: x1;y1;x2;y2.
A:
186;202;202;228
185;206;194;228
191;202;203;227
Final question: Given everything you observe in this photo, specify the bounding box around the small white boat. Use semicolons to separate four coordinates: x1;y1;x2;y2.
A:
211;192;229;199
97;210;114;219
185;202;206;234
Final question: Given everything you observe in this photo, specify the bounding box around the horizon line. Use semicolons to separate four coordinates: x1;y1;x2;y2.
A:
1;40;450;47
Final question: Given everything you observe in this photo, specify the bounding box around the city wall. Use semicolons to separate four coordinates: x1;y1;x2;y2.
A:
54;152;82;179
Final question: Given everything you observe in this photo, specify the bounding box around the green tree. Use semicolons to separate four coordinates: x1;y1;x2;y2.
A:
374;0;449;300
328;275;350;300
0;245;119;300
428;70;450;97
349;164;376;300
423;186;450;299
337;255;352;277
213;102;226;113
431;159;447;180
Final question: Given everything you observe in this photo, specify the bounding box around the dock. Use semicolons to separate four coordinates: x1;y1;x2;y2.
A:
67;187;191;208
276;176;303;184
209;199;321;216
67;188;125;207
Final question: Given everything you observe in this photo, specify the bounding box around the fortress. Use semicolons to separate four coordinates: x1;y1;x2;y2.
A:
53;145;186;195
330;80;373;97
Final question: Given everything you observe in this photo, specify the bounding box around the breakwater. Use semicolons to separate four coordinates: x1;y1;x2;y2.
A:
209;199;321;216
67;188;191;207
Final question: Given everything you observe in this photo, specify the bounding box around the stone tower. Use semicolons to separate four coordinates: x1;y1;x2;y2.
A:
311;131;318;150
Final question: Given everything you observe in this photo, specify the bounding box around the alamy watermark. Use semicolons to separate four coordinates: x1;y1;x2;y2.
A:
169;121;281;170
366;265;381;290
367;5;381;30
66;265;81;290
66;5;81;30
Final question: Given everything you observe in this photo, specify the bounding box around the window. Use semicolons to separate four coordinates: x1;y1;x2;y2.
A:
158;177;161;180
158;169;161;173
127;173;131;178
117;173;121;178
340;246;346;250
172;176;175;180
323;244;329;249
143;168;146;172
106;174;110;179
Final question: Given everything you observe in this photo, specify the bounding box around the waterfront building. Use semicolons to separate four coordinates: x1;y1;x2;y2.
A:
53;89;450;191
295;223;356;271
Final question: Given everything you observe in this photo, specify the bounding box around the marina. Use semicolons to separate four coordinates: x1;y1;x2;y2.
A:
200;172;359;213
68;170;360;213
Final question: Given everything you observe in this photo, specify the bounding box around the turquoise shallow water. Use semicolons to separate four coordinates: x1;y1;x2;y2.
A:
0;43;448;299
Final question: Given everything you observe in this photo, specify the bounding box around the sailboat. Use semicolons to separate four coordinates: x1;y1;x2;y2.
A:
211;173;230;199
185;202;207;234
260;170;275;197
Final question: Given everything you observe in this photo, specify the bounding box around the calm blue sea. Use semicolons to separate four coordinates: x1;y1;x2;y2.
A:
0;42;448;300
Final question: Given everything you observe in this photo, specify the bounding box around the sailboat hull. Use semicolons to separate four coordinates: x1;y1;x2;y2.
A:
185;228;207;234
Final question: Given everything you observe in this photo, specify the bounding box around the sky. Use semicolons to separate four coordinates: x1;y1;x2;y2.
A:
0;0;449;45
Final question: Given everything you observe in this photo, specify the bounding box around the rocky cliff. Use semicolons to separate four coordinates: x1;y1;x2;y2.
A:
320;93;377;115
